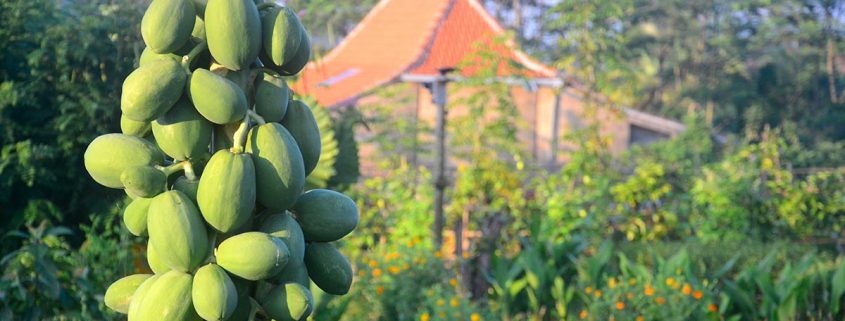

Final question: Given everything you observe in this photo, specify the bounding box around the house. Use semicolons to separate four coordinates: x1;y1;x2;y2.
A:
293;0;686;173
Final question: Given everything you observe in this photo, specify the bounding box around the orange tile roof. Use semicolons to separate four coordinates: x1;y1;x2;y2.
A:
294;0;556;107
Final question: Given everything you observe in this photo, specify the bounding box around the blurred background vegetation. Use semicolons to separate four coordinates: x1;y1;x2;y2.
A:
3;0;845;320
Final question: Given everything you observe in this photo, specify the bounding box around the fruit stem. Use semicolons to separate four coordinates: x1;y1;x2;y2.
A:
181;40;208;69
160;161;187;176
247;110;267;125
183;160;197;181
254;67;280;78
230;117;251;154
257;2;277;10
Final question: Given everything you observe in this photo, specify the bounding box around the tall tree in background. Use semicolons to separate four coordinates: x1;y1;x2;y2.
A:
0;0;143;235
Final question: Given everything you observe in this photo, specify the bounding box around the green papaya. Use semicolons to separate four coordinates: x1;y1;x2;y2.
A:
137;270;196;321
282;100;321;175
84;134;164;188
246;123;305;210
254;73;289;123
123;197;152;236
197;150;256;233
190;69;248;124
261;283;313;321
141;0;195;54
120;115;151;137
173;176;200;204
121;165;166;198
147;243;171;274
258;211;305;265
192;264;238;321
228;295;257;321
127;274;160;321
104;274;152;314
121;59;187;122
269;260;310;288
293;189;358;242
304;243;352;295
216;232;289;281
147;190;209;272
192;17;206;40
261;5;303;67
151;97;212;160
205;0;261;70
279;29;311;76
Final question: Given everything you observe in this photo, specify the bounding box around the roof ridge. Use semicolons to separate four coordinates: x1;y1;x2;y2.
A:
401;0;457;75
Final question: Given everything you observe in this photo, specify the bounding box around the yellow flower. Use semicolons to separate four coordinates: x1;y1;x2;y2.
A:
358;270;366;277
403;263;410;270
420;312;430;321
434;251;442;258
665;277;675;287
693;290;703;299
594;290;602;298
376;286;384;295
413;258;420;264
682;284;692;295
470;313;481;321
438;312;446;318
449;278;458;287
629;278;637;286
388;266;400;274
615;301;625;310
708;303;718;312
644;284;654;296
371;269;382;277
626;292;634;299
450;298;459;307
368;260;378;267
387;252;400;260
585;286;593;294
608;278;617;289
579;310;588;319
436;299;445;306
636;316;644;321
655;297;666;305
426;289;434;296
463;252;471;259
609;316;615;321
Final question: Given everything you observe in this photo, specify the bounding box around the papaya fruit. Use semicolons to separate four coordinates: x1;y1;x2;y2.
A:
245;123;305;211
84;133;164;188
192;264;238;321
282;100;321;175
104;274;152;314
261;283;313;321
228;295;258;321
269;260;310;288
151;97;212;160
189;69;248;124
121;59;187;122
121;165;166;198
120;115;151;137
293;189;358;242
254;73;289;123
205;0;261;70
146;243;171;274
279;29;311;76
261;6;303;67
136;270;196;321
123;197;152;236
141;0;195;54
127;274;160;321
216;232;290;281
258;211;305;265
192;17;206;40
173;176;200;204
304;242;353;295
147;190;209;272
197;150;256;233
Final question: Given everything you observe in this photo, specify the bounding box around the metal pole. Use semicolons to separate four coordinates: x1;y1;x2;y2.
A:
432;68;452;248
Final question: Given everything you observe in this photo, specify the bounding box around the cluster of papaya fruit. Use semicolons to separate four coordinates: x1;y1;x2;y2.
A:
83;0;359;320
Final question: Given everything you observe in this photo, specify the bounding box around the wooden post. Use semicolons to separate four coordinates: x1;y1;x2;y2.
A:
549;83;563;169
432;68;452;248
